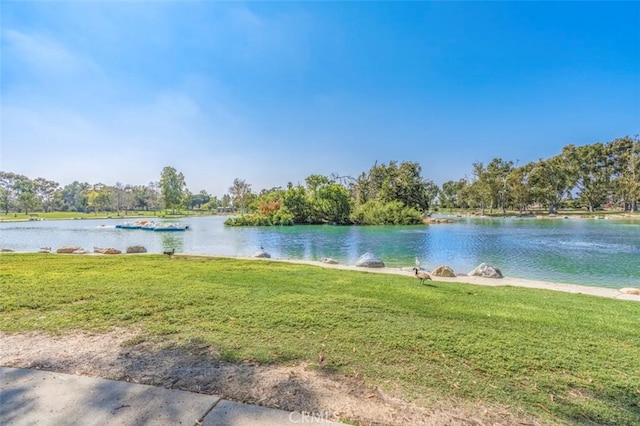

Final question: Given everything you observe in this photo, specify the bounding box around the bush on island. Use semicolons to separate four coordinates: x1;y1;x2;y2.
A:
225;213;294;226
350;200;423;225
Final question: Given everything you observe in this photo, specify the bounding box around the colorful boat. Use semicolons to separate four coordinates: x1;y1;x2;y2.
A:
152;223;190;232
115;221;143;229
115;220;189;231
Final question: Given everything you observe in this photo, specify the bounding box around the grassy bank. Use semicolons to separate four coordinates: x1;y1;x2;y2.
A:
1;254;638;425
439;208;640;219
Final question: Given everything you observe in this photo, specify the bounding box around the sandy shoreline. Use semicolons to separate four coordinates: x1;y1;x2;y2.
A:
197;254;640;302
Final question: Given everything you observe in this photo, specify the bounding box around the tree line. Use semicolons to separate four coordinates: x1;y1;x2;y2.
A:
0;167;227;216
1;136;638;222
440;136;639;214
226;135;639;225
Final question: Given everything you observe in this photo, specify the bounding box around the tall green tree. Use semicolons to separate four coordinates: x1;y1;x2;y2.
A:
60;181;90;212
469;162;492;215
352;161;434;212
506;163;533;213
440;179;469;209
305;175;352;224
221;194;231;209
529;154;576;214
191;190;211;209
283;183;311;223
0;172;24;214
12;176;41;214
160;166;187;214
228;178;254;212
563;143;612;212
32;178;60;213
486;158;514;215
610;136;640;211
87;185;112;214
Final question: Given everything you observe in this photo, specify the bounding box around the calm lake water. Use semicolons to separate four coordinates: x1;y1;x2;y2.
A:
1;215;639;288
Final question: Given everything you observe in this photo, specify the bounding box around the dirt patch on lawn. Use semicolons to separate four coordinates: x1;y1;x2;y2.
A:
1;330;540;425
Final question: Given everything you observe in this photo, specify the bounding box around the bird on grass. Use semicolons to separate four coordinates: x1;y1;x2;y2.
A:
412;267;431;283
163;248;175;256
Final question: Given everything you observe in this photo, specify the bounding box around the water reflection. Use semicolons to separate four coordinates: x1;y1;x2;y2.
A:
1;215;639;287
160;234;184;253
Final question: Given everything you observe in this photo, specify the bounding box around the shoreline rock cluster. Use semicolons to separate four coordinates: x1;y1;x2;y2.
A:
49;245;149;254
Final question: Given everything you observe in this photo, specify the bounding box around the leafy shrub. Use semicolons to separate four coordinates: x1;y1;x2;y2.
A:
350;200;423;225
224;212;293;226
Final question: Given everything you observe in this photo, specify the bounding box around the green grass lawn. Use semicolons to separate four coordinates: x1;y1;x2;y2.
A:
0;210;213;222
1;254;638;425
0;211;154;221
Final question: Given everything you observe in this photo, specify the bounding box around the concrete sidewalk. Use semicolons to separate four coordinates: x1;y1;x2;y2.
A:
0;367;342;425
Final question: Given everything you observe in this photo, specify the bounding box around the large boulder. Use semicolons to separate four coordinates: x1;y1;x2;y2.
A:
102;247;122;255
57;246;82;254
469;263;503;279
431;265;456;277
253;250;271;258
619;288;640;295
126;245;147;254
355;252;385;268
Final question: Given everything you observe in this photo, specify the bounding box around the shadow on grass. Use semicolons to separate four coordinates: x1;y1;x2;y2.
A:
557;387;640;425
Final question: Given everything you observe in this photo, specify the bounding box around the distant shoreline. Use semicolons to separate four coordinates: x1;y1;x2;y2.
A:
2;210;639;224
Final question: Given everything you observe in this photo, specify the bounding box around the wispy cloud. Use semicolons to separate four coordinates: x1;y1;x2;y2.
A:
2;28;98;75
219;5;311;66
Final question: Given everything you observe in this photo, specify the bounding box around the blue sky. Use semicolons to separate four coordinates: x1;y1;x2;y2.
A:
1;1;638;196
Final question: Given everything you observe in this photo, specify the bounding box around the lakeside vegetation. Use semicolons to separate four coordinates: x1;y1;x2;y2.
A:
1;136;638;225
1;254;639;425
0;210;206;222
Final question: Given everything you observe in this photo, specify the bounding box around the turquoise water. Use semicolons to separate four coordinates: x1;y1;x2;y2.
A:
1;215;639;288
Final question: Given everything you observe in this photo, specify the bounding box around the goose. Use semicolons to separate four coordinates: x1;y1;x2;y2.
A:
412;267;431;283
163;248;175;256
